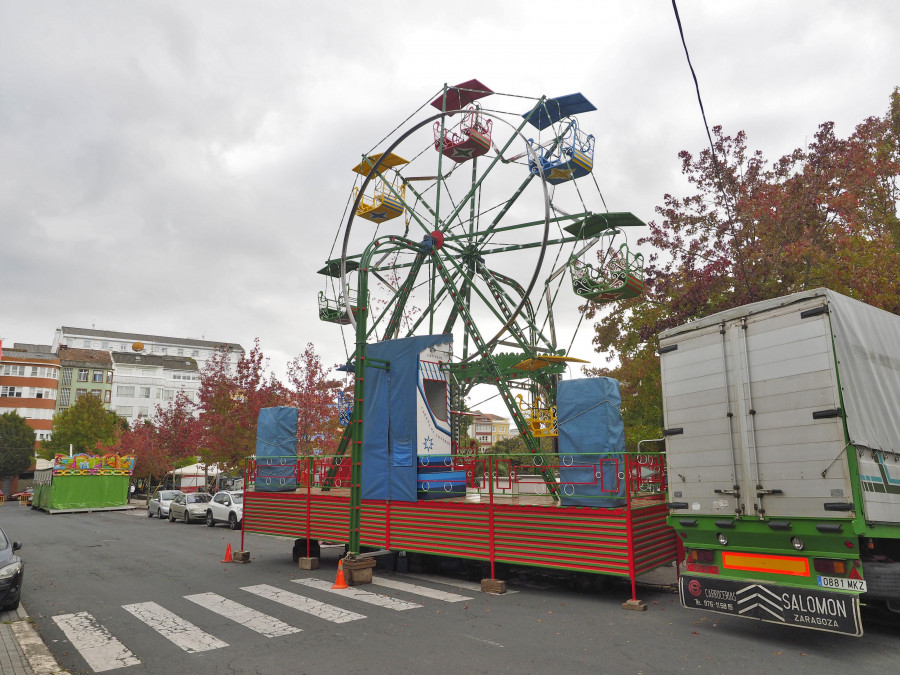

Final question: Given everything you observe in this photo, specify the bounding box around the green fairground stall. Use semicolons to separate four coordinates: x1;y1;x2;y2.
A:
32;453;136;514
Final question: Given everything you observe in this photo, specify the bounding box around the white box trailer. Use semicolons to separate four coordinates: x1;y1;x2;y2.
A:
660;288;900;635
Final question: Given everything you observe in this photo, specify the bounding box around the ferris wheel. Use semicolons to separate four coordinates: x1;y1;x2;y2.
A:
319;80;646;490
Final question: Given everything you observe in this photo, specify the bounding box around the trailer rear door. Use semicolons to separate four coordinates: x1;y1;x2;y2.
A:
661;295;854;519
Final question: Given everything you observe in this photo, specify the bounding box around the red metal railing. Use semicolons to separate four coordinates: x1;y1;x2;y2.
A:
243;449;675;595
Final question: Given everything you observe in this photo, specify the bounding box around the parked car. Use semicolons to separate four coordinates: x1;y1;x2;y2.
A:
10;488;33;504
147;490;184;519
0;523;23;610
168;492;212;524
206;490;243;529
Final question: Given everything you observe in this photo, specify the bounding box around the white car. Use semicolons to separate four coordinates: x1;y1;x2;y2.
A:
147;490;184;519
205;491;243;530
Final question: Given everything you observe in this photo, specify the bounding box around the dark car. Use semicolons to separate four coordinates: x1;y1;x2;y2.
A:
0;524;23;610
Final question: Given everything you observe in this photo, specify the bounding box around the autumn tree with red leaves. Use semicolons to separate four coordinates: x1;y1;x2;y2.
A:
195;339;285;472
589;88;900;446
154;391;201;470
283;343;345;455
105;418;160;483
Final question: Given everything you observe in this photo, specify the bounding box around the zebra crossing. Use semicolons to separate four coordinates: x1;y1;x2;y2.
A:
51;575;475;672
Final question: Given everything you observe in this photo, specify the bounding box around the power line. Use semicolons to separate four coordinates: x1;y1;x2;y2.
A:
671;0;736;218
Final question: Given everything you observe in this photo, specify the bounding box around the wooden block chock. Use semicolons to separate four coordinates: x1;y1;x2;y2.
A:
481;578;507;594
298;557;319;570
233;550;251;564
342;557;376;586
621;599;647;611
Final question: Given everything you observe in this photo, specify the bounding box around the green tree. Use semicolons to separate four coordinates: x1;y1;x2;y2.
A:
589;88;900;446
0;412;35;477
41;394;126;460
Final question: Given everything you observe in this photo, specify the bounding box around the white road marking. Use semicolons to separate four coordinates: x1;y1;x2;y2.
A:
184;592;301;638
398;572;519;594
122;601;228;653
242;584;366;623
464;634;505;648
293;578;422;610
52;612;141;672
370;576;472;602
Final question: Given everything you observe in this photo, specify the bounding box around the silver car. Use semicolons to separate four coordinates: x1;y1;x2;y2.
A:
147;490;184;519
168;492;212;524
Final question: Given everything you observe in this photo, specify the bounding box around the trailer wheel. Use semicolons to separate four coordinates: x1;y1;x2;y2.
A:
863;561;900;601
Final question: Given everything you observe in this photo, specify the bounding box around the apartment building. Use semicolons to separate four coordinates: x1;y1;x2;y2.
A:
52;327;244;372
0;344;60;443
56;347;114;413
468;411;513;450
111;352;201;425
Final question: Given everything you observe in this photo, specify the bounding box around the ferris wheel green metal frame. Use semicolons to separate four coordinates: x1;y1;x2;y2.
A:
325;88;644;555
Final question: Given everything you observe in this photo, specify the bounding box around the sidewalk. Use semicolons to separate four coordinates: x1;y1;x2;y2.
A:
0;604;68;675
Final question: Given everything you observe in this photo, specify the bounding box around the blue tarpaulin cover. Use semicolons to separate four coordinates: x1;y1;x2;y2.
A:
361;334;451;502
256;406;298;492
557;378;627;508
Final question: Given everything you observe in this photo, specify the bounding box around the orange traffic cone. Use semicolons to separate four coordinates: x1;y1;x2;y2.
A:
331;558;348;589
222;543;233;563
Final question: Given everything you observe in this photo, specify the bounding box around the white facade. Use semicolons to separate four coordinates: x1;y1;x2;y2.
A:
112;353;201;424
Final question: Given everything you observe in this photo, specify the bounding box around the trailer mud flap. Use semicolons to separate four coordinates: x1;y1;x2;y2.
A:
679;575;862;636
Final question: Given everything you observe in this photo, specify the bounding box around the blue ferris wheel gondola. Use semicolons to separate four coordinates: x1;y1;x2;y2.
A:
523;93;597;185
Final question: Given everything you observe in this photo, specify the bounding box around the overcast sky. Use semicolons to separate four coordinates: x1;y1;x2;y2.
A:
2;1;898;416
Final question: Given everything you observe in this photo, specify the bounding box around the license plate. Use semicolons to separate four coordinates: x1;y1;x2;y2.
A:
817;576;867;592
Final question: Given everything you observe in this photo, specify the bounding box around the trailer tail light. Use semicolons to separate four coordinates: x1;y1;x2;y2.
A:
685;549;719;574
813;558;847;575
686;548;715;563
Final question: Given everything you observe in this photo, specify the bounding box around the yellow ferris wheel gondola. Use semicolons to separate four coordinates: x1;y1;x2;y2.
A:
351;152;409;223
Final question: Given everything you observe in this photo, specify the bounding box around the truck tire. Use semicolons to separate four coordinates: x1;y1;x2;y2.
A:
863;561;900;601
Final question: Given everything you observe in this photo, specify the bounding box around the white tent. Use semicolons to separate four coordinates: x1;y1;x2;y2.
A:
171;462;223;491
172;462;223;477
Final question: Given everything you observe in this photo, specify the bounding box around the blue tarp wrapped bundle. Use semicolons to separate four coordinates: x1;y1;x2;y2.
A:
557;377;627;508
361;334;450;502
255;406;298;492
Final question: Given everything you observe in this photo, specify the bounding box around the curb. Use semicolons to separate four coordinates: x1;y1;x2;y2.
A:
7;605;68;675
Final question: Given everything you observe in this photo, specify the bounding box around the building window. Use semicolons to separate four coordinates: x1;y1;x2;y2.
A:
77;368;89;382
92;370;103;383
117;406;133;417
140;387;151;398
90;389;101;398
75;388;87;400
81;340;91;348
191;350;199;357
137;406;150;417
2;365;25;376
106;371;113;384
60;368;72;386
1;386;23;398
31;366;39;376
59;389;71;406
117;386;135;397
177;348;184;356
104;390;112;403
